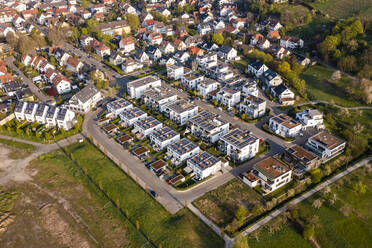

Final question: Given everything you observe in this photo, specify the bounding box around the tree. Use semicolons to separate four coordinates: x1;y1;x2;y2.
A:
212;33;224;45
17;35;37;54
46;26;67;46
310;168;323;184
303;225;315;240
126;13;140;32
235;206;247;225
353;181;367;194
6;32;18;49
312;199;324;209
81;0;89;8
233;235;250;248
305;13;312;24
70;27;81;42
251;205;262;216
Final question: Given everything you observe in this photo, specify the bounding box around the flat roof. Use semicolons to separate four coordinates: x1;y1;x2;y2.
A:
117;134;132;143
128;75;160;88
309;131;344;150
107;98;132;110
254;157;289;180
103;123;117;131
221;128;258;150
188;151;219;171
271;113;301;129
143;87;177;102
134;116;162;130
120;107;146;120
189;110;227;132
150;126;179;142
168;138;198;155
165;99;197;114
133;146;148;156
287;145;317;162
150;159;167;171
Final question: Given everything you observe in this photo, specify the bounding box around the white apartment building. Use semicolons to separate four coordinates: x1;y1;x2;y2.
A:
247;60;268;78
65;85;102;113
35;104;49;124
56;108;76;130
45;106;59;128
215;87;241;109
306;131;346;159
133;116;163;137
167;138;200;165
126;75;162;99
296;109;323;129
24;102;38;123
142;87;177;111
187;152;221;180
243;156;292;193
197;78;219;97
119;107;147;126
269;113;302;138
150;126;181;151
14;101;27;121
239;95;267;119
166;64;184;80
181;73;204;89
242;81;258;97
161;99;198;126
107;98;133;117
188;110;229;144
219;128;260;162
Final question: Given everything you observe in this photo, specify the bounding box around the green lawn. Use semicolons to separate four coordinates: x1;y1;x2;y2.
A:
62;141;224;248
249;165;372;248
308;0;372;19
300;65;367;107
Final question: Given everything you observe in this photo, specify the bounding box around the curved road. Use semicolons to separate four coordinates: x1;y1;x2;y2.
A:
294;100;372;110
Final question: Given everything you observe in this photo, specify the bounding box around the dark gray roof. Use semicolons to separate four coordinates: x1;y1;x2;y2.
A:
72;84;99;104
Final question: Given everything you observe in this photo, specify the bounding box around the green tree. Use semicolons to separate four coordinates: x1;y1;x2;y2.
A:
212;33;224;45
310;168;323;184
235;206;247;225
126;13;140;32
252;205;262;216
353;181;367;194
303;225;315;240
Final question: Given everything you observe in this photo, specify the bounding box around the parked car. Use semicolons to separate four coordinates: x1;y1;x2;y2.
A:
149;189;158;198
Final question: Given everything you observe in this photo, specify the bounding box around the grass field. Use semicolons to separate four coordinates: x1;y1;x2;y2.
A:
194;179;265;235
248;164;372;247
300;65;367;107
308;0;372;19
61;141;224;248
0;138;36;159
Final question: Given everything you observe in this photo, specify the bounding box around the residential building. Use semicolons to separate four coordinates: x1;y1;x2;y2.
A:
296;109;323;129
269;113;302;138
248;60;268;78
187;152;221;180
45;106;59;128
188;110;229;144
245;156;292;193
280;36;304;49
181;73;204;89
167;138;200;165
35;103;49;124
14;101;27;121
133;116;163;137
142;87;177;111
166;64;184;80
107;98;133;116
197;78;220;97
65;85;102;113
218;46;237;60
215;87;241;109
283;145;319;170
125;75;161;99
150;126;181;150
197;23;212;35
119;37;135;53
261;69;282;88
242;80;258;97
97;20;131;35
56;108;75;130
271;84;295;105
24;102;37;122
219;128;260;162
239;95;267;119
119;107;147;126
121;57;143;73
52;74;71;94
305;131;346;159
161;99;198;125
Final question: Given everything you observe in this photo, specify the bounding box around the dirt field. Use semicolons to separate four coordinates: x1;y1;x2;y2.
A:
0;145;132;248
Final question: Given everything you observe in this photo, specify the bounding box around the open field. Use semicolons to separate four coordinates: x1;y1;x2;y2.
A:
300;65;368;107
308;0;372;19
0;138;36;159
194;179;265;235
63;141;224;248
248;164;372;247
